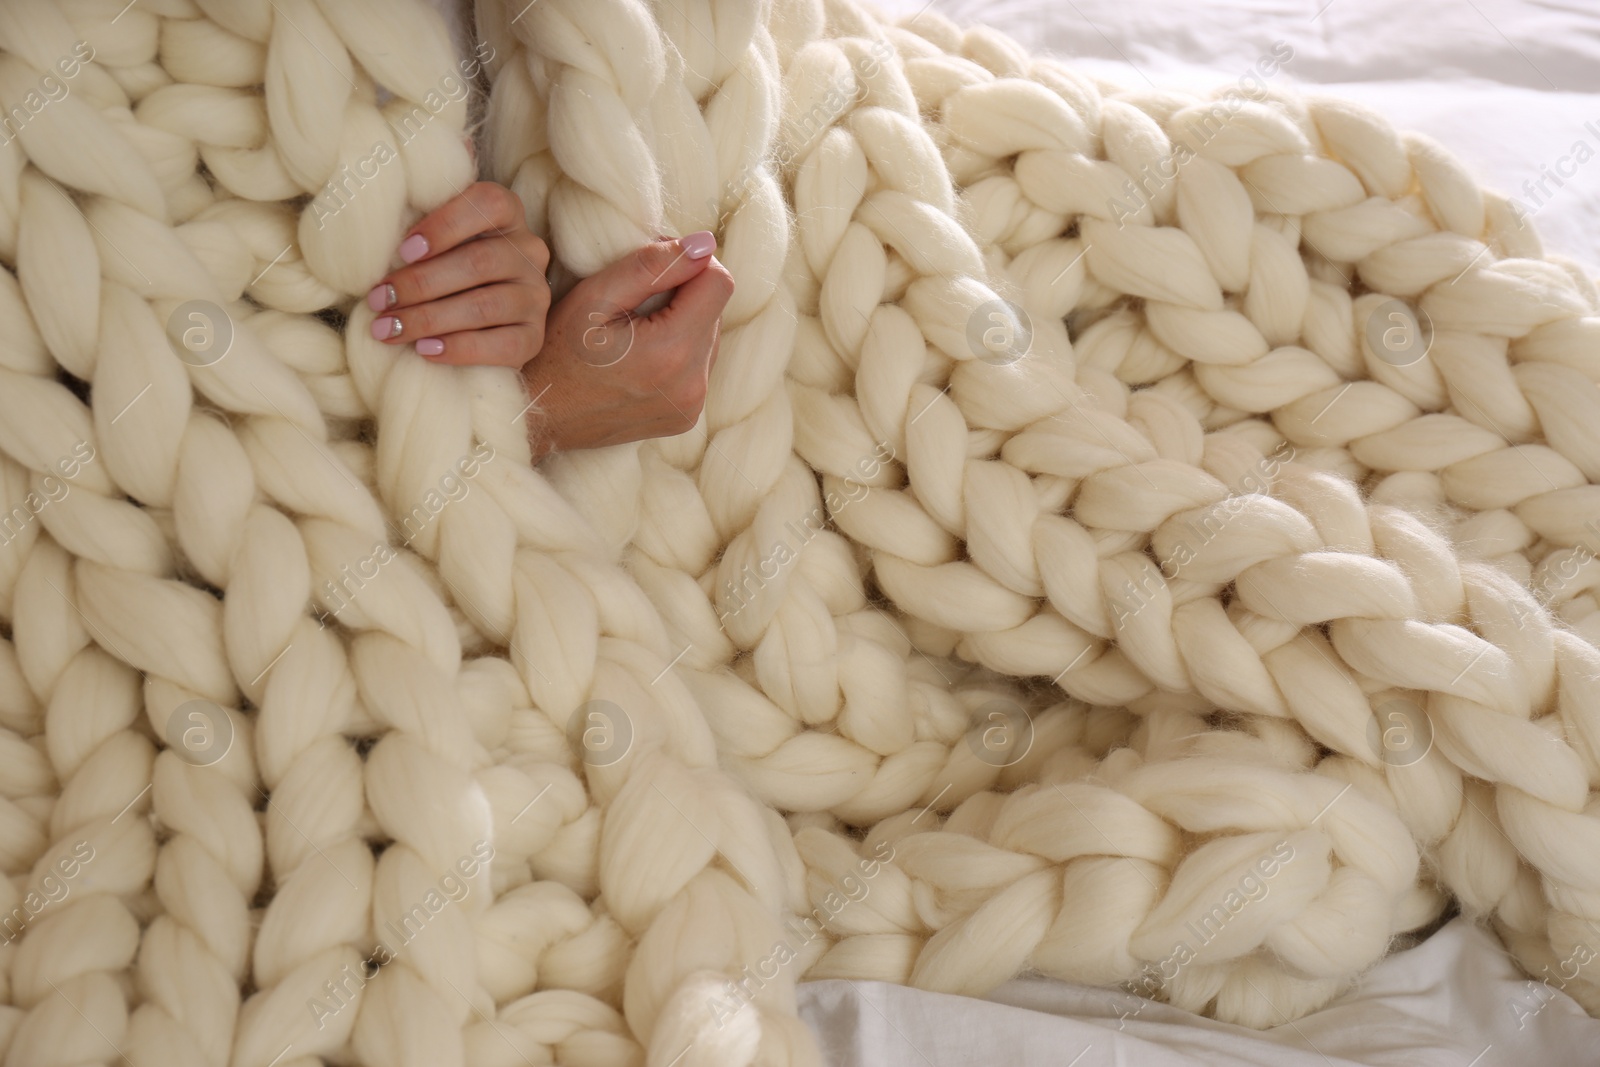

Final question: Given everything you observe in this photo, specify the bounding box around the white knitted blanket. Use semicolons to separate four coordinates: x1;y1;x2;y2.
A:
2;1;1599;1065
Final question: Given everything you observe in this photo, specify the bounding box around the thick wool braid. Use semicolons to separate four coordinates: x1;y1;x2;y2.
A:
470;0;1600;1036
0;2;485;1065
0;2;796;1067
742;20;1408;1023
777;4;1600;1023
484;0;1481;1031
713;1;1437;1023
2;3;1600;1067
265;3;811;1066
451;2;823;1065
140;6;508;1065
476;0;1600;1036
870;4;1600;1011
0;2;808;1066
838;2;1587;1017
0;2;278;1065
970;37;1600;637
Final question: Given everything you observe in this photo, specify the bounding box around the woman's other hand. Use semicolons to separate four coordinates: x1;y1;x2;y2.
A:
522;232;733;460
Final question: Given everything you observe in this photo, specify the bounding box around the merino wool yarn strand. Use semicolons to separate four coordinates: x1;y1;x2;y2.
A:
2;0;1600;1064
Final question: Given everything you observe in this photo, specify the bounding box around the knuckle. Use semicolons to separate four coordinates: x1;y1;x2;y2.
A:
500;185;525;220
473;181;520;224
401;308;431;338
667;379;707;424
632;244;662;276
468;286;507;322
677;336;712;375
672;406;702;434
466;339;508;367
414;265;449;303
505;236;543;278
464;239;499;278
526;283;551;317
524;232;551;271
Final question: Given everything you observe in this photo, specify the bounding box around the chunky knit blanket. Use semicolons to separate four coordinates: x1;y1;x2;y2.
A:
2;0;1599;1064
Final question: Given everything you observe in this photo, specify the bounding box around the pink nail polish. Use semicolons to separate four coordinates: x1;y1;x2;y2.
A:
680;230;715;259
399;234;429;263
367;283;396;312
416;338;444;357
371;316;402;341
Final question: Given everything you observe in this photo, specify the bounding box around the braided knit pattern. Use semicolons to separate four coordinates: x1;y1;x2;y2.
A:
0;0;1598;1063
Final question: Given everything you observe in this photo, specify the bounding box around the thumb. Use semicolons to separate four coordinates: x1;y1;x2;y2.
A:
587;231;718;312
643;254;734;341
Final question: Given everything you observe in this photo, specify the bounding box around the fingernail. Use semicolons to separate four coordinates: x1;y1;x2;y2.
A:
371;316;402;341
367;283;396;312
680;230;716;259
399;234;429;263
416;338;444;358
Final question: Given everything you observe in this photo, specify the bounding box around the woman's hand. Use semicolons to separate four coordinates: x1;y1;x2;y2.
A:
522;232;734;460
369;179;734;459
366;181;551;366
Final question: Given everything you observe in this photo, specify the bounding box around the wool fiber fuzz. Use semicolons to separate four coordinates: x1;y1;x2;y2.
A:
1;0;1600;1063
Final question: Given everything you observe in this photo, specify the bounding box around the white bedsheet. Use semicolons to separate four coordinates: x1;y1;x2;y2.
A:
799;918;1600;1065
873;0;1600;265
796;1;1600;1063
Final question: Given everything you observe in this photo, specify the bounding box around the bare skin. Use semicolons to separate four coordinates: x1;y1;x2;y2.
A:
367;181;734;460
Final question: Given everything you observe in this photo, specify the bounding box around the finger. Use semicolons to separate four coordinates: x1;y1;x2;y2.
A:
584;231;718;313
410;324;545;368
395;181;532;265
369;283;547;344
644;254;735;341
370;232;548;311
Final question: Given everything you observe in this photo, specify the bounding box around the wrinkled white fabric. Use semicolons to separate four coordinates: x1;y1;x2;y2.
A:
879;0;1600;262
801;917;1600;1065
